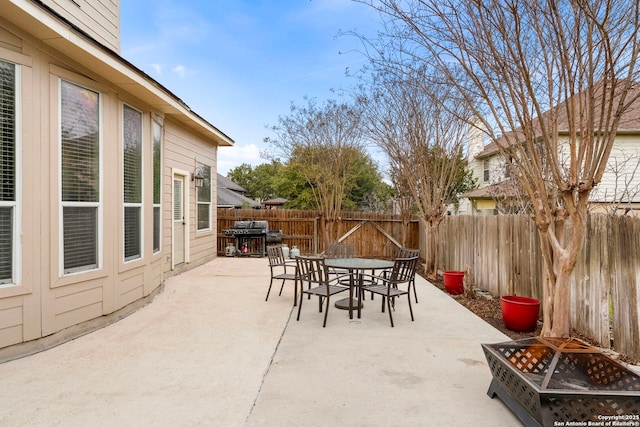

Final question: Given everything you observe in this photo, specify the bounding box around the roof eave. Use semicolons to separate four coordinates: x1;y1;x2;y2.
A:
8;0;234;147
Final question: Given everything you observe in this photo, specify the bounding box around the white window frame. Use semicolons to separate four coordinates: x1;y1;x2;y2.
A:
196;162;211;232
122;103;144;263
58;79;103;276
152;119;162;254
483;159;490;183
0;59;21;287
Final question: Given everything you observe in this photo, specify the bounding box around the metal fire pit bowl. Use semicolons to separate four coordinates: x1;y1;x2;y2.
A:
481;337;640;427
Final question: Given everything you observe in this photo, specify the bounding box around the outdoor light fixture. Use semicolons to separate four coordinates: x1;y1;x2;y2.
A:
191;170;204;188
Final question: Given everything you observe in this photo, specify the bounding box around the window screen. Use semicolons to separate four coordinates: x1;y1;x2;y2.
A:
123;105;142;261
152;120;161;253
0;60;15;283
61;80;100;273
196;163;211;230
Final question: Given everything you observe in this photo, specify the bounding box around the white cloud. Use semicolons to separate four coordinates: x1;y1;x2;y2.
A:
217;143;264;176
172;65;187;78
149;63;162;75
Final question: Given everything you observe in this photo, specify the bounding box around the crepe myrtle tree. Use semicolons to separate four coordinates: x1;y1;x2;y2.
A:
361;73;475;279
356;0;640;337
264;97;367;244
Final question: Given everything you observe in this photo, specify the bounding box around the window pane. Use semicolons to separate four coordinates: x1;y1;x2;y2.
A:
152;121;161;205
153;206;160;252
0;61;16;202
63;206;97;272
61;81;99;202
0;207;12;283
197;203;209;230
123;105;142;203
173;180;182;221
196;163;211;203
124;206;140;260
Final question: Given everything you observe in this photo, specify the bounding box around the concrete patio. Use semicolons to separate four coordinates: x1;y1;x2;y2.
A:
0;257;519;426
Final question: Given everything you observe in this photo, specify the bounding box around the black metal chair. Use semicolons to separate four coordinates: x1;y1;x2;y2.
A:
396;247;420;303
360;256;418;327
295;255;350;327
265;245;299;305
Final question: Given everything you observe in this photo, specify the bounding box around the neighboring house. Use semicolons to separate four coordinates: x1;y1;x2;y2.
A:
262;197;288;209
216;173;260;209
463;93;640;216
0;0;233;352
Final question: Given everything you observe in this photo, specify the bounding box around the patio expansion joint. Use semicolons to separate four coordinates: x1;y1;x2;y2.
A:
244;302;295;425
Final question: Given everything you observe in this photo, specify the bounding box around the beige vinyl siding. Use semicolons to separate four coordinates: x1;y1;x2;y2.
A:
40;0;120;52
590;135;640;203
0;16;222;351
162;118;217;278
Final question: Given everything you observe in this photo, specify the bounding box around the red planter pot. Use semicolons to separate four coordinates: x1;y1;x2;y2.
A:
443;271;465;295
500;295;541;332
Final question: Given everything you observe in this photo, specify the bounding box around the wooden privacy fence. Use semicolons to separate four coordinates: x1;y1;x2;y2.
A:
217;209;420;259
437;214;640;360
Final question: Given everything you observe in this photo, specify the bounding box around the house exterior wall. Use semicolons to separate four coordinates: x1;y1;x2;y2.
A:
39;0;120;53
466;134;640;215
0;11;220;350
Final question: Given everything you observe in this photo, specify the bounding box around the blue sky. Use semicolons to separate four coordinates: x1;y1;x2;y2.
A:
120;0;381;176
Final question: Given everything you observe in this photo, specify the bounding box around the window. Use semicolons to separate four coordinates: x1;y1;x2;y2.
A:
483;159;490;183
0;60;17;284
61;80;100;274
152;120;162;253
196;163;211;231
123;105;142;261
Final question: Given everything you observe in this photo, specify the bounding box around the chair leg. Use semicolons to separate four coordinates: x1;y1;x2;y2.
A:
412;279;418;303
296;291;304;321
265;277;274;301
322;296;330;327
278;279;285;296
407;293;414;321
387;296;394;327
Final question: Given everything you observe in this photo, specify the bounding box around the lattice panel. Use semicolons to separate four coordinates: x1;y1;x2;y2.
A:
485;350;540;417
494;345;555;374
546;397;640;422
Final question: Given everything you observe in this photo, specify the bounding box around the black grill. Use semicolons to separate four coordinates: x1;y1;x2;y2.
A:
222;221;280;256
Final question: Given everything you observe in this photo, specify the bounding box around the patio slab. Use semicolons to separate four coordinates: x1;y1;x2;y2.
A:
0;257;518;426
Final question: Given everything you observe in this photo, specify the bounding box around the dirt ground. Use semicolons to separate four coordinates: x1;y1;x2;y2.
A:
423;273;640;366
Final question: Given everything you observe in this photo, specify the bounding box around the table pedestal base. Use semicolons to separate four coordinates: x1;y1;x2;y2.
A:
335;298;363;310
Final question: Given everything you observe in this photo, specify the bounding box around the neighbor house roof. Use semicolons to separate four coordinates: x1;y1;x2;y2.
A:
475;82;640;159
216;174;260;208
8;0;234;147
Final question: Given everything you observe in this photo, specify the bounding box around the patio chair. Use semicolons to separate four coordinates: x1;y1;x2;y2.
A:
295;255;350;327
266;245;299;305
325;243;355;285
360;256;418;327
396;247;420;303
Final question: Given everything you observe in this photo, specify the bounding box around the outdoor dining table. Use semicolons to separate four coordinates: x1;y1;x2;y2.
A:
324;257;394;319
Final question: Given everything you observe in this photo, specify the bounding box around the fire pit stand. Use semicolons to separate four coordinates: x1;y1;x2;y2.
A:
482;337;640;427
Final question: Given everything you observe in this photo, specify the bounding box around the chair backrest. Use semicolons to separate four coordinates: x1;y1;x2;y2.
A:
295;255;329;287
267;245;286;266
326;243;355;259
396;247;420;259
389;256;419;284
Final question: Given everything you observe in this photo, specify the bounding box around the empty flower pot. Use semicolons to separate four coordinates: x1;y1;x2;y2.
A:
500;295;540;332
443;271;465;295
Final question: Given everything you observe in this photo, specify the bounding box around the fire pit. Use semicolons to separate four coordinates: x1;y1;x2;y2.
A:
481;337;640;427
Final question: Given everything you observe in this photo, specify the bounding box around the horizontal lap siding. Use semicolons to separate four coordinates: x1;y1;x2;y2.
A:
40;0;120;52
